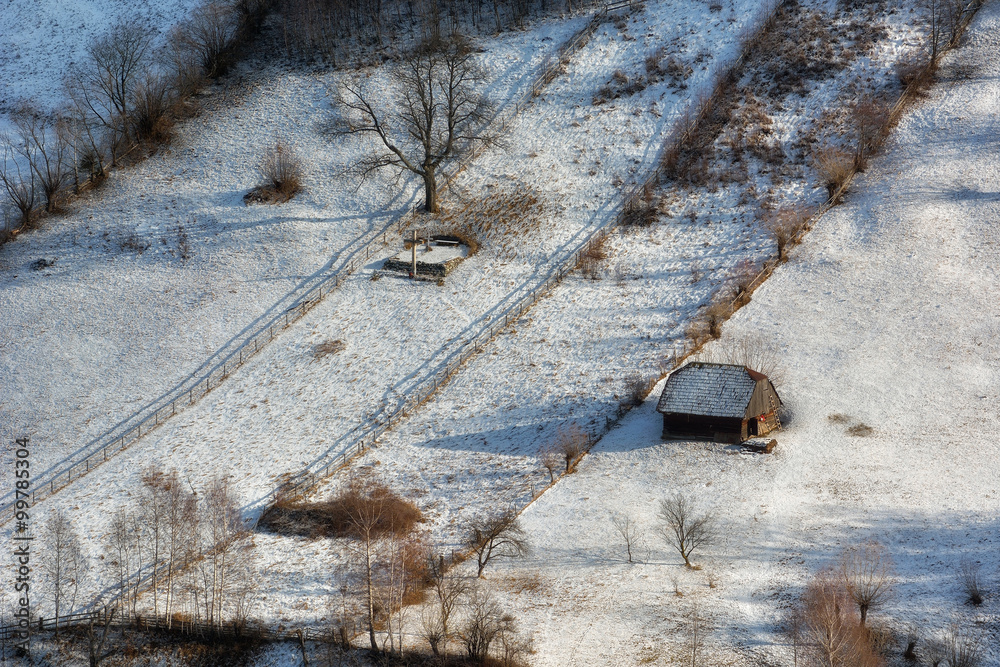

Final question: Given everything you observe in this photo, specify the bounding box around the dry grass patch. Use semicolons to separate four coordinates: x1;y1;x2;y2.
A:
436;184;546;260
846;423;874;437
313;339;345;360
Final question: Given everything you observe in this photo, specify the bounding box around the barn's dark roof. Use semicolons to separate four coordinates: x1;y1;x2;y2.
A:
656;362;766;419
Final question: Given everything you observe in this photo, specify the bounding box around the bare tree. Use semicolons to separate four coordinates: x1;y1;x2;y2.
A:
798;568;878;667
41;509;86;632
465;510;530;578
341;481;389;652
658;494;714;568
0;137;39;228
839;540;895;626
66;21;151;167
197;475;252;629
427;556;468;655
957;558;984;605
537;444;561;484
698;332;783;385
333;33;497;213
159;469;198;625
87;607;116;667
924;0;947;62
611;512;643;564
106;508;143;618
458;587;518;663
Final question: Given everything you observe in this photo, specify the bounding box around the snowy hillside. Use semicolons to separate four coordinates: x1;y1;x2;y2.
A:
479;3;1000;663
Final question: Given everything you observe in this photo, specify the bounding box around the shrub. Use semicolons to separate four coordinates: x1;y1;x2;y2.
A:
813;145;854;199
622;185;658;227
553;424;589;473
578;235;608;280
765;205;812;262
958;559;984;605
258;479;422;539
621;372;649;408
261;141;303;199
896;56;935;92
131;73;175;146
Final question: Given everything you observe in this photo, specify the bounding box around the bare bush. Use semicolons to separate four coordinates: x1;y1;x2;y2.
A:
944;624;983;667
622;185;658;227
853;98;891;170
553;424;588;473
261;141;303;198
578;235;608;280
621;372;649;409
957;558;984;605
537;444;561;484
765;205;812;262
839;540;895;626
658;494;714;568
896;55;935;93
259;478;422;539
458;587;522;664
130;73;175;146
465;510;530;578
702;299;731;340
813;145;854;200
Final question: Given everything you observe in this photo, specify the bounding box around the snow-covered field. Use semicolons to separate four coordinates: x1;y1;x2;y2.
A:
2;0;997;661
0;16;578;477
3;0;772;541
479;5;1000;664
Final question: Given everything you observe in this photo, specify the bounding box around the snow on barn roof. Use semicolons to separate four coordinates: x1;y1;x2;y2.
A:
656;362;767;419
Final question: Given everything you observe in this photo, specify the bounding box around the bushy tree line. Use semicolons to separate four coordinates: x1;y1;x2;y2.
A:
36;467;257;634
0;0;270;240
277;0;601;65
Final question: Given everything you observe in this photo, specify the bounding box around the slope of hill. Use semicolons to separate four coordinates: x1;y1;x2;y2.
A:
483;3;1000;662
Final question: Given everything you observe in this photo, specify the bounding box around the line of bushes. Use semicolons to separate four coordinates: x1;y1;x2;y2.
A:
0;0;272;245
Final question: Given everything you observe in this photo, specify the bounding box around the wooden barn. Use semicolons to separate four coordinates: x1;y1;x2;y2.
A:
656;362;781;443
